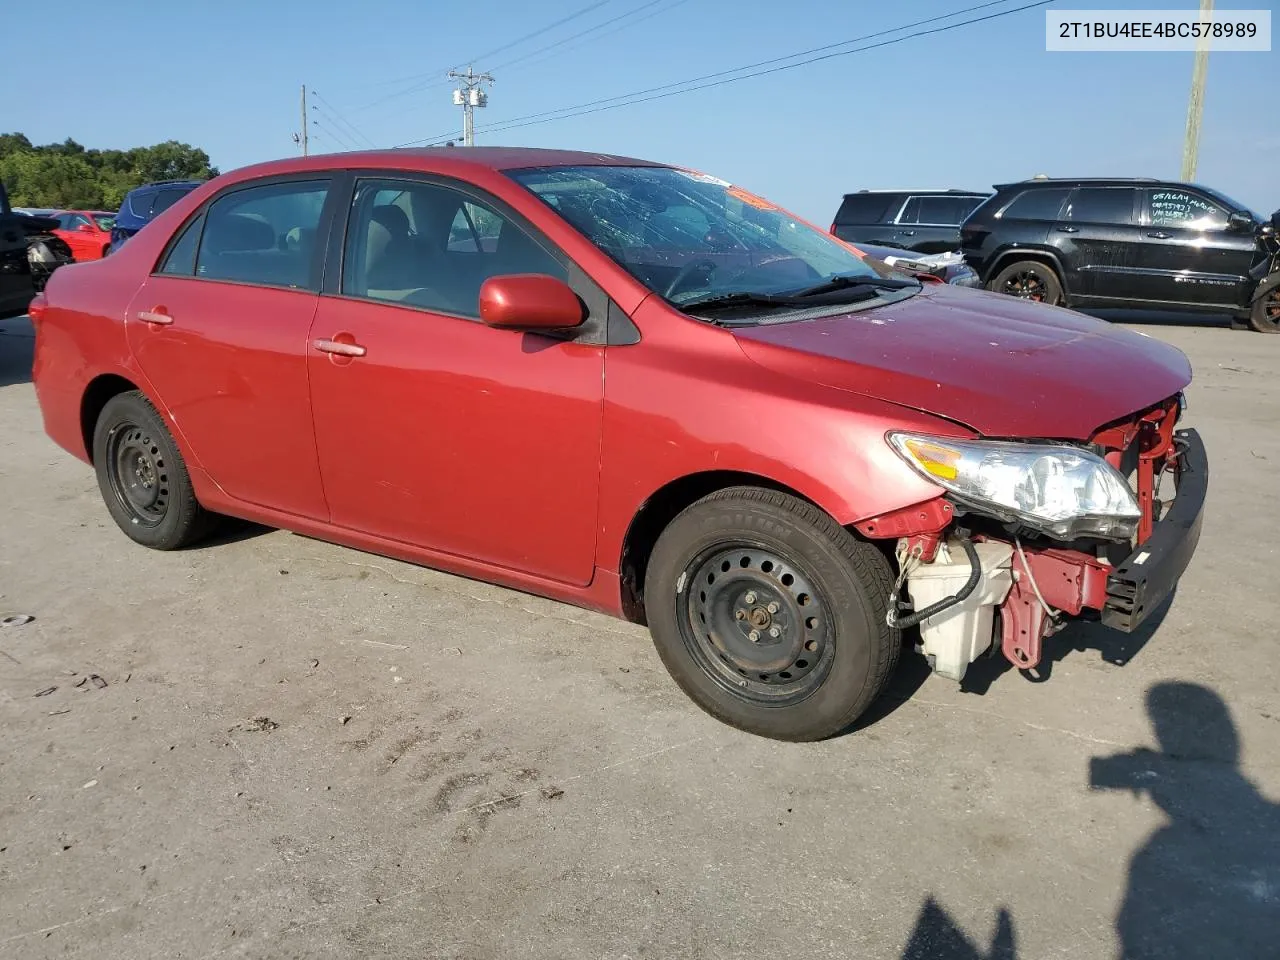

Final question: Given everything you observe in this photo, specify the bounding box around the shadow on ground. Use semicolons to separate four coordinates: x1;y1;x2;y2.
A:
0;316;33;388
901;682;1280;958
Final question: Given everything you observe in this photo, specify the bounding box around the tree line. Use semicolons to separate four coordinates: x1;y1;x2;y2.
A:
0;134;219;211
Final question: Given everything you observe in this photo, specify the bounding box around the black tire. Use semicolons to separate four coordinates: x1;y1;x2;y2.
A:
987;260;1063;306
644;487;900;742
92;391;213;550
101;244;111;258
1248;278;1280;333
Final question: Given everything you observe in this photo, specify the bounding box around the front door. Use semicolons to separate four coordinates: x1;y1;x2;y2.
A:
307;175;604;586
125;177;335;519
1128;187;1258;308
1052;186;1142;299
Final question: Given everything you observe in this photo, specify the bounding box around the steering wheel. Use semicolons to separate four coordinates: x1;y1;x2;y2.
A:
664;259;718;300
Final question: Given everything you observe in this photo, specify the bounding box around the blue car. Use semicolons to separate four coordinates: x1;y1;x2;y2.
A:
108;180;204;253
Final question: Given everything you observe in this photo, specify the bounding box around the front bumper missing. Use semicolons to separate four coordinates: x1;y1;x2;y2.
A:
1101;428;1207;632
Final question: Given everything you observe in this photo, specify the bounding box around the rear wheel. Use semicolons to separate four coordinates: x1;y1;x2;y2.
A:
988;260;1063;306
1249;279;1280;333
92;391;213;550
644;487;900;741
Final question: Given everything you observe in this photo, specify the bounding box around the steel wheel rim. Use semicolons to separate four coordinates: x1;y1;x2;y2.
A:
680;544;835;706
1003;270;1047;301
106;422;170;526
1263;288;1280;330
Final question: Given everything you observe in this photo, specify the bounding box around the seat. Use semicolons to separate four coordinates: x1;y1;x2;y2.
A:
364;204;421;294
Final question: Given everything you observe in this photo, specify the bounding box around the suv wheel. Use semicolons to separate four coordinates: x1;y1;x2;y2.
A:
989;260;1063;306
644;487;900;742
1249;280;1280;334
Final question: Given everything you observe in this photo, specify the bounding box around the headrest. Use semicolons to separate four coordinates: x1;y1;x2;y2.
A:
205;213;275;254
371;204;410;238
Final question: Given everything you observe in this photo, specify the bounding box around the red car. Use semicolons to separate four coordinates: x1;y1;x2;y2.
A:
51;210;116;261
30;148;1206;741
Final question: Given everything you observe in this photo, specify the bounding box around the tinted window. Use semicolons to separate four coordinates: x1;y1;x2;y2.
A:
999;188;1071;221
835;193;897;225
157;213;205;276
1064;188;1136;225
150;188;193;217
194;180;328;289
342;178;565;317
1147;188;1227;230
898;195;984;225
67;213;91;229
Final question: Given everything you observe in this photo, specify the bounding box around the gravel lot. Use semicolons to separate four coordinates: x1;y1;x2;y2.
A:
1;311;1277;960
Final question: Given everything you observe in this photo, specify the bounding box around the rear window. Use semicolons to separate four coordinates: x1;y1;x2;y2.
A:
1064;187;1137;225
128;191;155;218
898;195;985;226
150;188;193;217
999;188;1070;221
834;193;897;225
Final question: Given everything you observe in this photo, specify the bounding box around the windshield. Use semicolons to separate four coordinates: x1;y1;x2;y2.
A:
508;165;893;310
92;213;115;230
1196;185;1259;222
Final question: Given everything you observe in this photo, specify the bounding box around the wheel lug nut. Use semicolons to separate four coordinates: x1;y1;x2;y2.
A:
735;610;747;621
769;626;781;638
748;630;761;643
744;591;757;604
767;602;779;614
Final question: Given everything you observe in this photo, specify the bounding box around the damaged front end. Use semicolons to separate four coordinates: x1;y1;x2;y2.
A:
857;396;1207;681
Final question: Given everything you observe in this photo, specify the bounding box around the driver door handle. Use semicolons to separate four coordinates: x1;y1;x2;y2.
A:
137;309;173;326
1146;231;1172;239
1056;225;1079;233
898;230;916;236
313;338;366;358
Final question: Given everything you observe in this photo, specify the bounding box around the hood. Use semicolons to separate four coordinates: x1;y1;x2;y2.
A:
732;284;1191;440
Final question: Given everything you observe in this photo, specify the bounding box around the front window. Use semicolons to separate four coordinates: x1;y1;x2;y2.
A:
92;213;115;231
508;165;902;317
1146;188;1228;231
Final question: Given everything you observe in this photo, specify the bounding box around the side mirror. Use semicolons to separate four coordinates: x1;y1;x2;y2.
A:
1227;211;1254;232
77;223;96;233
479;274;585;331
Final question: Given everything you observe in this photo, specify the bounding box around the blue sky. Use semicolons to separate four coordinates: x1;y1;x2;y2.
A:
12;0;1278;220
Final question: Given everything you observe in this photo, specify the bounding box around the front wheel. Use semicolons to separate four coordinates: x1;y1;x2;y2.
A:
1249;277;1280;333
988;260;1063;306
644;487;900;741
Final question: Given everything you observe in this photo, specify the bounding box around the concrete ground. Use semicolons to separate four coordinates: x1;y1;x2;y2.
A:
1;311;1276;960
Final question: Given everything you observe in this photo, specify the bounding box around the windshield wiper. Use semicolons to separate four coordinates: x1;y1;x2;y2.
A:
790;274;919;298
677;291;804;313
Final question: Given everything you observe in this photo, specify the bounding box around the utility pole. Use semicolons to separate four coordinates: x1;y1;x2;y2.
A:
1180;0;1213;181
299;84;309;157
448;66;493;146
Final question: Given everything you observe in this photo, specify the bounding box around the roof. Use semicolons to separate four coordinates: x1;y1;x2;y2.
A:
843;188;986;196
226;146;665;183
993;177;1163;190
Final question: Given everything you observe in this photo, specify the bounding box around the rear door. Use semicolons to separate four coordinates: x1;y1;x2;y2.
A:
125;176;336;519
1052;187;1141;299
1129;187;1257;307
892;194;985;253
306;173;605;585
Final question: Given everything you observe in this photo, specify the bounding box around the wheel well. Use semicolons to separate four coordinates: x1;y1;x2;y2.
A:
618;471;822;625
989;250;1065;286
80;374;138;462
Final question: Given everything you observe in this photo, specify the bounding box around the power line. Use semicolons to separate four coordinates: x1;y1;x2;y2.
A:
492;0;694;74
489;0;671;72
310;117;360;151
352;0;617;112
399;0;1050;148
310;89;378;149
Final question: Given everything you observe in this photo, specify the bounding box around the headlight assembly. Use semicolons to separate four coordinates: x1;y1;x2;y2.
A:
887;433;1141;540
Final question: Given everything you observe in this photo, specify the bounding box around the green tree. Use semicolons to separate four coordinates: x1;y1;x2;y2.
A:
0;133;219;209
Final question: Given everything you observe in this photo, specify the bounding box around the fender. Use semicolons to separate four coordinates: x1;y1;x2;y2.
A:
983;245;1071;295
1250;270;1280;304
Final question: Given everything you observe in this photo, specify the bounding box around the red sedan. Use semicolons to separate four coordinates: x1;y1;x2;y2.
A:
51;209;116;260
29;148;1205;741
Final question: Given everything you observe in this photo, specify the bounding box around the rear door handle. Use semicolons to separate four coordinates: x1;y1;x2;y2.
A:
313;338;366;358
137;309;173;326
1146;231;1172;239
1056;225;1079;233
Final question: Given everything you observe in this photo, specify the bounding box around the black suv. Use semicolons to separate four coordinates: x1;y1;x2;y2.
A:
0;181;73;320
961;177;1269;324
831;189;988;254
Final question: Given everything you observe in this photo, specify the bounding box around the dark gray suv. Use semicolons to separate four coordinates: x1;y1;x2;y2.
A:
830;189;988;254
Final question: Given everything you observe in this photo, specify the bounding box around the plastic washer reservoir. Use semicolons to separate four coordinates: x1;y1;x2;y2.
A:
906;539;1014;681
